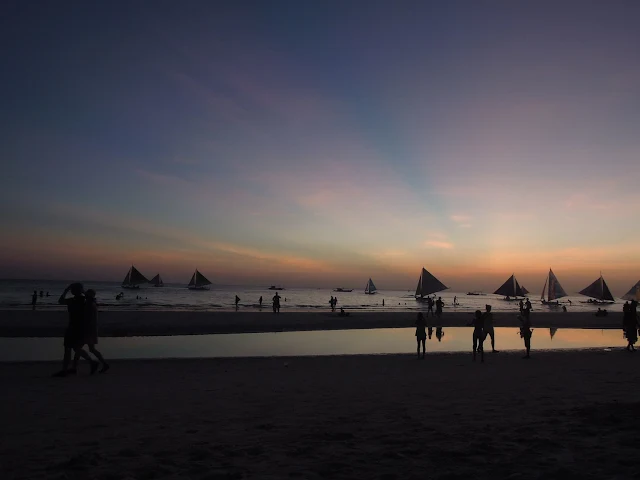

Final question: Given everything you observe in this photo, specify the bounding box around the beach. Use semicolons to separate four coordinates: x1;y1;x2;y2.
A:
2;350;640;479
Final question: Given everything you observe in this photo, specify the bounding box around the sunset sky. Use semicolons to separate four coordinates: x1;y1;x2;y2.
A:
1;1;639;293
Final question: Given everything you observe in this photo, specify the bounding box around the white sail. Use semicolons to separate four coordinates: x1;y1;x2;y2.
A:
365;278;377;294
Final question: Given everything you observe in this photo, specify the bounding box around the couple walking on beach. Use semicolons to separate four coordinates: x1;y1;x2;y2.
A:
53;283;109;377
470;305;499;362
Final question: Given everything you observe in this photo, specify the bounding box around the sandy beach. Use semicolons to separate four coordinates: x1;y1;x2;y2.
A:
0;310;624;337
1;350;639;479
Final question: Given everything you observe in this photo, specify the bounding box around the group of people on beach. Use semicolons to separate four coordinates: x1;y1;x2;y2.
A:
53;283;109;377
30;290;50;309
415;302;533;361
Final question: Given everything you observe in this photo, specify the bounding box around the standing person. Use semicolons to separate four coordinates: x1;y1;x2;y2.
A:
519;308;532;359
31;290;37;310
382;299;385;307
525;298;532;311
623;301;638;352
259;296;263;308
329;296;335;312
453;295;458;306
435;297;444;319
272;292;281;313
415;312;427;359
235;295;240;308
427;297;434;317
72;289;108;373
471;310;485;363
519;299;524;313
482;304;498;353
53;283;98;377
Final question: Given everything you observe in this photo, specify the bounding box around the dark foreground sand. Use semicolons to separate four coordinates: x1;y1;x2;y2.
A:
2;350;640;479
0;310;623;337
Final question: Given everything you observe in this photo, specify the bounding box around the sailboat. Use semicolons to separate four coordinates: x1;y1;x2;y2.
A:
540;269;568;305
187;269;212;291
622;280;640;301
149;274;164;287
415;267;448;300
121;265;149;290
364;278;377;294
578;274;615;304
494;274;527;300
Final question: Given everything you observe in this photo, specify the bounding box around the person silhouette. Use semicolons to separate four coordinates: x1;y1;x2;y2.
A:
235;295;240;309
482;305;498;353
427;297;434;317
435;297;444;319
72;289;109;374
272;292;281;313
31;290;37;310
519;310;532;359
471;310;484;363
623;301;638;352
415;312;427;359
259;296;263;308
428;326;433;340
435;326;444;342
52;283;98;377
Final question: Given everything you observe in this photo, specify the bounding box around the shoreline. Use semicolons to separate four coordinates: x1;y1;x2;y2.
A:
0;310;623;337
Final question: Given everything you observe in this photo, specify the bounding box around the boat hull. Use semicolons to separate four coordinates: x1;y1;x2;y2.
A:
187;286;210;291
122;285;140;290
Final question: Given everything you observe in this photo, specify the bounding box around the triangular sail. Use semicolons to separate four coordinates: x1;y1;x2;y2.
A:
494;275;517;297
417;267;448;296
579;275;614;301
122;269;131;285
415;274;422;297
520;286;529;296
188;272;197;286
548;269;567;301
622;281;640;301
195;270;212;287
368;278;377;293
150;274;163;286
129;266;149;285
515;280;525;297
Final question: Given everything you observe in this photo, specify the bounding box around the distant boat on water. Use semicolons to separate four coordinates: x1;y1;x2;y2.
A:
540;269;568;305
188;269;212;291
364;278;377;294
268;285;284;290
149;273;164;287
414;267;447;300
579;274;615;304
494;274;528;300
622;280;640;301
466;291;486;296
122;265;149;290
333;288;353;292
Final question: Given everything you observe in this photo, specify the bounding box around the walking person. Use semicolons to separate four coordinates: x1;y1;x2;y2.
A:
235;295;240;309
52;283;98;377
259;295;263;308
427;297;434;317
482;304;498;352
415;312;427;359
72;289;109;374
470;309;484;363
31;290;37;310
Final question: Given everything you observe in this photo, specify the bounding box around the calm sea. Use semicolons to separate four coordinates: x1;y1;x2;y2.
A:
0;279;623;313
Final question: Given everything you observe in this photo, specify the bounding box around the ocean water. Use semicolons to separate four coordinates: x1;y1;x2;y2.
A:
0;327;625;362
0;279;624;313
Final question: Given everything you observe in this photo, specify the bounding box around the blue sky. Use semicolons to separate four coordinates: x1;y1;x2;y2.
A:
1;0;639;292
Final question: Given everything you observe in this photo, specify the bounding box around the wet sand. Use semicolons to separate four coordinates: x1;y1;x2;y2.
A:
0;310;623;337
1;350;639;479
